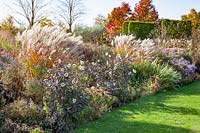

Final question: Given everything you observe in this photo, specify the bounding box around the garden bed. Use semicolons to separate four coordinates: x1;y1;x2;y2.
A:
74;81;200;133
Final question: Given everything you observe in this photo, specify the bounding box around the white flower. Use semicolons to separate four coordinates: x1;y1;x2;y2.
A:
109;71;112;75
58;59;62;64
91;86;95;89
72;79;77;84
61;68;65;72
91;62;96;66
79;65;85;71
114;66;117;70
128;72;132;76
105;52;109;56
72;64;76;67
64;73;69;77
97;83;100;87
62;50;67;54
72;98;77;104
61;82;65;87
80;60;84;65
67;64;72;68
106;61;109;65
116;54;122;60
111;40;114;46
132;69;137;73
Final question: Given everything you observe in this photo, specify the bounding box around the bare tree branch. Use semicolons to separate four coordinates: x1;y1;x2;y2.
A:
57;0;85;32
9;0;50;28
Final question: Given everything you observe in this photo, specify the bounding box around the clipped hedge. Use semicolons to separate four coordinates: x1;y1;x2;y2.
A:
161;19;192;38
122;21;129;35
122;21;155;39
122;19;192;39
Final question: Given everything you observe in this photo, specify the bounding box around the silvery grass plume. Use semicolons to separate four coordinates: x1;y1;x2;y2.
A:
111;34;135;47
16;26;88;64
133;38;157;60
111;35;135;58
112;35;158;61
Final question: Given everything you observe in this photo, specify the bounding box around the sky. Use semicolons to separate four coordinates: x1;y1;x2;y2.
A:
83;0;200;25
0;0;200;26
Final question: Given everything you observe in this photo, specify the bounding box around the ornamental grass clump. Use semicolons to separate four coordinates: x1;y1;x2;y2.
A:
131;60;181;97
132;38;158;62
0;26;97;132
0;25;192;132
111;35;135;58
17;26;84;76
112;35;159;62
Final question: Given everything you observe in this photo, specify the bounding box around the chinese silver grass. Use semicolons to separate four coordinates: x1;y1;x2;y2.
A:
17;26;87;65
112;35;159;61
111;34;135;47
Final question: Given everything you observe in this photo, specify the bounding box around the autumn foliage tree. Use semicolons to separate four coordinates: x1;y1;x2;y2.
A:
182;8;200;29
37;17;54;27
106;0;158;34
0;16;18;33
132;0;158;21
106;2;131;35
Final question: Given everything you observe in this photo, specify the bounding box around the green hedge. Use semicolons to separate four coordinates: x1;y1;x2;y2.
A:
122;21;155;39
122;19;192;39
122;21;129;35
161;19;192;38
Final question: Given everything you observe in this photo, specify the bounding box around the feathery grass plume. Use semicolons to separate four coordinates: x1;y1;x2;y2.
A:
112;35;159;62
111;35;135;58
131;60;181;96
17;26;83;66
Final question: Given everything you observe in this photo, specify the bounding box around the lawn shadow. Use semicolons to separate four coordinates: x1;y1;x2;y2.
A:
74;81;200;133
120;81;200;116
171;81;200;96
74;120;192;133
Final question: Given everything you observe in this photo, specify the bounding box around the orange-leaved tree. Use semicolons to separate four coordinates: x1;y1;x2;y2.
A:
132;0;158;21
106;2;132;35
182;8;200;29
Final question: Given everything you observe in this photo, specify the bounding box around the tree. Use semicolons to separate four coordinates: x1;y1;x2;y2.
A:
58;0;85;32
10;0;49;28
74;25;107;45
182;9;200;63
37;17;54;27
0;16;18;33
106;2;131;34
95;14;107;26
182;8;200;29
132;0;158;21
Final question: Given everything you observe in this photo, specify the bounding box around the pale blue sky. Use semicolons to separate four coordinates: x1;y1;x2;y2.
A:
0;0;200;26
83;0;200;25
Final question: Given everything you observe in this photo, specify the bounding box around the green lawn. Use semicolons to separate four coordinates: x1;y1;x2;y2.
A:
73;81;200;133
